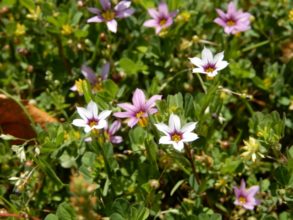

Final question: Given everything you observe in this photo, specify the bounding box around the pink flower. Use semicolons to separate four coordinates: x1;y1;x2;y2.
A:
234;179;260;210
143;2;177;34
114;88;162;128
87;0;134;33
104;120;123;144
214;2;251;35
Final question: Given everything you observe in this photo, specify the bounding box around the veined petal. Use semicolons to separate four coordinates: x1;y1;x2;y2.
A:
98;110;111;120
169;114;181;131
159;136;172;145
147;8;159;19
158;2;169;17
111;135;123;144
88;7;100;14
101;62;110;80
114;0;131;11
116;8;134;18
155;123;171;135
109;120;121;135
145;95;162;110
182;132;198;142
106;19;117;33
227;2;237;14
215;9;227;19
87;101;98;118
143;19;158;28
114;111;134;118
189;57;203;67
118;103;138;112
100;0;111;10
72;119;87;127
127;117;139;127
81;65;97;85
87;16;104;23
132;88;146;108
202;47;213;63
181;122;197;133
173;141;184;151
247;186;259;197
77;107;91;121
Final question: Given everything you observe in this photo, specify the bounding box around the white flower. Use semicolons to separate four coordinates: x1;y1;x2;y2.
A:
72;100;111;133
155;114;199;151
189;48;229;77
11;145;26;162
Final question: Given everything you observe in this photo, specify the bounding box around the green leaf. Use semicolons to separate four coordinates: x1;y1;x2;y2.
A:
56;202;76;220
44;214;59;220
119;57;148;75
274;166;290;186
36;158;63;187
170;179;185;196
221;158;241;174
19;0;35;11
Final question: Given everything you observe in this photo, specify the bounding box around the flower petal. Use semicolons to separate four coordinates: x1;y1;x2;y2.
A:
145;95;162;110
127;117;139;127
202;47;213;63
87;16;104;23
182;132;199;142
87;101;98;118
118;103;138;112
247;186;259;197
143;19;158;28
106;19;117;33
173;141;184;151
159;136;172;145
169;114;181;131
101;62;110;80
109;120;121;135
147;8;159;19
155;123;171;135
88;7;100;14
98;110;111;120
181;122;197;133
111;135;123;144
114;0;131;11
72;119;87;127
132;88;146;108
76;107;91;121
158;2;169;16
100;0;111;10
115;8;134;18
114;111;134;118
189;57;203;67
81;65;97;85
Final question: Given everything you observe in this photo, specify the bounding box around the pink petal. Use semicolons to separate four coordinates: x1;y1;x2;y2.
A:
101;62;110;80
100;0;111;10
88;7;100;14
145;95;162;110
143;19;158;28
116;8;134;18
158;2;169;17
111;135;123;144
214;18;227;27
127;117;139;127
118;103;138;112
227;2;237;14
147;8;159;19
215;9;227;19
132;88;146;108
87;16;104;23
114;111;133;118
109;120;121;135
81;65;97;85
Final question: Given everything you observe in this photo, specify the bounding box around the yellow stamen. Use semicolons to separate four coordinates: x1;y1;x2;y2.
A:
171;134;181;142
226;20;235;26
205;67;215;73
239;196;247;204
159;19;167;26
89;121;97;127
102;10;115;21
136;111;148;127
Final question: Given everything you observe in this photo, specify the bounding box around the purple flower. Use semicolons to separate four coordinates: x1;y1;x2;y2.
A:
214;2;251;35
234;179;260;210
114;88;162;128
71;63;110;93
104;120;123;144
87;0;134;33
143;2;177;34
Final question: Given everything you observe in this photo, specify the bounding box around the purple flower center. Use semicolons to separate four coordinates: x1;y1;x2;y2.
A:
171;132;182;143
87;118;99;127
102;10;115;21
203;63;216;73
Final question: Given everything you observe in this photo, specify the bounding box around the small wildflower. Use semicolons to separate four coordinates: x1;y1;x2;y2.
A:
289;9;293;21
61;24;73;35
241;137;264;162
114;88;162;128
72;100;111;133
11;145;26;162
234;179;260;210
26;6;41;20
189;48;228;77
143;2;177;34
104;120;123;144
71;63;110;94
15;23;26;36
155;114;198;151
214;2;251;35
87;0;134;33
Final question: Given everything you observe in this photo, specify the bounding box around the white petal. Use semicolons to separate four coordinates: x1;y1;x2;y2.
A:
214;51;224;63
98;110;112;120
159;136;172;145
155;123;171;135
72;119;87;127
77;107;91;121
189;57;203;67
207;71;218;77
87;101;98;118
94;119;107;129
181;122;197;133
182;132;199;142
106;19;117;33
216;60;229;71
169;114;181;131
192;67;206;74
202;47;213;63
84;125;92;133
173;141;184;151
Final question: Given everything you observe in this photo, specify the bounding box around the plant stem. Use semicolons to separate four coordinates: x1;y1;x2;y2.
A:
195;73;207;94
184;144;201;185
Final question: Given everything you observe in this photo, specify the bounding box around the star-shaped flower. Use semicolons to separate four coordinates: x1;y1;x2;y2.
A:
155;114;198;151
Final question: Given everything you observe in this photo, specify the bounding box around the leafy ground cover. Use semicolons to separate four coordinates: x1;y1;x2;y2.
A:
0;0;293;219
